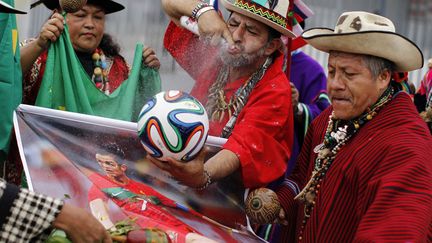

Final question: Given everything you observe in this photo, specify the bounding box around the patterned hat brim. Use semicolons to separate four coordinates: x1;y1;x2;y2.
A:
302;28;423;72
221;0;295;38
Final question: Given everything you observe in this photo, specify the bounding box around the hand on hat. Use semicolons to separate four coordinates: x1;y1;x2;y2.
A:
36;12;64;50
196;10;234;46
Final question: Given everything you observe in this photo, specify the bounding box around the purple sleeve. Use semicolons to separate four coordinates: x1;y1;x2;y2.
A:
287;52;330;174
290;51;330;123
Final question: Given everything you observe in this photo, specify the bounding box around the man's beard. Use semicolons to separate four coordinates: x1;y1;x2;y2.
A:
219;43;266;67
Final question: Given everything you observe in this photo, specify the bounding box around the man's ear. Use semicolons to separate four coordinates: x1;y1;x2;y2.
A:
378;69;392;90
264;38;282;56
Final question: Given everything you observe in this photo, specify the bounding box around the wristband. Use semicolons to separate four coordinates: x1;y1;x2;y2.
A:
191;2;210;20
195;169;212;191
195;6;215;20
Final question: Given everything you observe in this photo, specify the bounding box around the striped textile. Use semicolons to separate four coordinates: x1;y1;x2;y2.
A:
277;92;432;242
0;179;63;242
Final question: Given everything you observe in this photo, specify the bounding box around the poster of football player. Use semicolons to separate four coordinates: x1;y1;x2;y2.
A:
14;104;264;242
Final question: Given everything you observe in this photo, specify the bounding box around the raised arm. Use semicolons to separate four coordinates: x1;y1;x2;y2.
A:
160;0;233;45
20;12;64;75
161;0;200;23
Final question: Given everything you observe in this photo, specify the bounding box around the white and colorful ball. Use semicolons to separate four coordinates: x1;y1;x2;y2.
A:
137;90;209;162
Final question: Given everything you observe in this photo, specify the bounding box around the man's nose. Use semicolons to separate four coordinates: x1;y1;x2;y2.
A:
329;72;345;90
231;25;245;43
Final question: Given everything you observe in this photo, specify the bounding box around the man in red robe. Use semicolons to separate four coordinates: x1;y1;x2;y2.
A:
274;11;432;242
149;0;295;190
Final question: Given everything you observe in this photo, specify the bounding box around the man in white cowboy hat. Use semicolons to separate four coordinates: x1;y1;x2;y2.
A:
274;11;432;242
148;0;295;191
0;1;112;242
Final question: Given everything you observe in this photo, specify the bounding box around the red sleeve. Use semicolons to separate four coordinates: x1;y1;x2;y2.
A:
275;109;330;242
223;73;293;188
275;109;317;214
275;182;299;242
354;139;432;242
23;51;48;105
163;21;218;81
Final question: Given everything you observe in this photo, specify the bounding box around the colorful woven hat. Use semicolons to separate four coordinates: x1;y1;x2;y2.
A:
302;11;423;72
33;0;124;14
0;0;26;14
221;0;296;38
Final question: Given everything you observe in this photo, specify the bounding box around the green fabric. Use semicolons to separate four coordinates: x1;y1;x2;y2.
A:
35;22;161;122
0;1;21;162
102;187;137;200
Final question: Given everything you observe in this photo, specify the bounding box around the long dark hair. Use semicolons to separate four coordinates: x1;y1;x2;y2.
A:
99;33;121;57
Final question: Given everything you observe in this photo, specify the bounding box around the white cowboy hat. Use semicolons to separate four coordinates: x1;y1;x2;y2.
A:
220;0;296;38
0;0;26;14
302;11;423;72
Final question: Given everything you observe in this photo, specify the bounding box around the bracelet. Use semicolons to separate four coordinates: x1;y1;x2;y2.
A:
195;6;215;20
194;169;212;191
191;1;210;20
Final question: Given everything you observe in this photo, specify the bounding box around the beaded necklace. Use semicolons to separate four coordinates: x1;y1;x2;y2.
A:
294;86;394;241
91;48;110;95
206;57;273;138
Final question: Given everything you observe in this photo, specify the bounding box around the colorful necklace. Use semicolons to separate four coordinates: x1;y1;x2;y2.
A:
206;57;273;137
91;48;110;95
294;86;394;241
210;73;254;123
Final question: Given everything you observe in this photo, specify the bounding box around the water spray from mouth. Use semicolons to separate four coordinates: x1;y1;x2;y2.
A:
179;16;266;68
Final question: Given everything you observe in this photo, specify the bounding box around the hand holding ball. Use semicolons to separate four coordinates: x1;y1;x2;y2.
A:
137;91;209;162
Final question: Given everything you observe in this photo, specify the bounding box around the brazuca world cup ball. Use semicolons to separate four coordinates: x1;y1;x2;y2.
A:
137;90;209;162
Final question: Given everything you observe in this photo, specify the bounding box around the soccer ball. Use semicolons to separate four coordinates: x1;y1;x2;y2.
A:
137;90;209;162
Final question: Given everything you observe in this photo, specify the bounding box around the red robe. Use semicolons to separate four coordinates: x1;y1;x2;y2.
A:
164;22;294;188
277;92;432;242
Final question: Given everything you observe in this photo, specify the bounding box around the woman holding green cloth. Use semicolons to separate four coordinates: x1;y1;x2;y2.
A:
20;0;160;101
5;0;161;185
